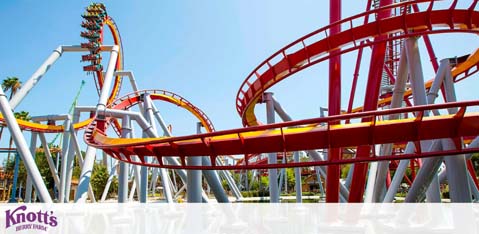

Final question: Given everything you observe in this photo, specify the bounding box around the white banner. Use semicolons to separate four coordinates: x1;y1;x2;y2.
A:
0;203;478;234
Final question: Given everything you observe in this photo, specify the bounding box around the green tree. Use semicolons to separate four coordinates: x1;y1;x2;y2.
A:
0;77;22;143
285;168;296;189
4;146;85;199
90;163;117;200
4;150;58;198
471;153;479;176
2;76;22;100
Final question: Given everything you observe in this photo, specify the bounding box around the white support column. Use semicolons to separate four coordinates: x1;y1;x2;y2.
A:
404;141;443;202
64;115;78;203
9;47;63;109
144;96;173;203
149;168;159;195
218;168;242;200
38;133;60;189
95;45;119;116
129;175;137;202
75;45;119;203
150;101;228;202
100;161;118;202
263;92;279;203
441;61;471;202
74;146;97;203
373;46;408;202
187;123;203;203
68;123;95;201
10;45;115;109
118;115;131;203
272;96;349;201
364;151;379;202
293;152;302;203
100;107;212;202
392;37;440;202
139;94;153;203
59;117;72;203
423;60;451;202
0;89;52;202
400;59;463;202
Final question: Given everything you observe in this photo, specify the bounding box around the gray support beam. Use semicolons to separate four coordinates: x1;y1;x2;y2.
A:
30;114;93;202
144;96;173;203
294;151;302;202
59;117;72;203
82;45;119;203
132;160;142;201
364;161;379;203
118;115;131;203
373;46;408;202
130;123;146;201
406;37;428;106
9;47;62;109
383;39;431;202
218;168;242;200
0;90;51;202
129;175;137;201
100;161;118;202
68;122;95;202
114;71;141;95
9;45;114;109
272;97;349;201
64;113;81;202
75;45;121;203
139;95;154;203
441;61;471;202
186;156;203;202
264;92;279;203
187;123;203;203
423;60;452;202
387;37;442;202
149;101;228;202
386;58;449;202
94;107;212;202
38;133;60;189
149;168;159;194
402;59;468;202
201;157;229;202
25;132;38;203
404;141;443;202
74;146;97;203
94;45;119;115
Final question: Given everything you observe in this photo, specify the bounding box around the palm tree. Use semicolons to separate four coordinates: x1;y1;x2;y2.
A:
2;77;22;100
0;77;22;145
13;111;31;121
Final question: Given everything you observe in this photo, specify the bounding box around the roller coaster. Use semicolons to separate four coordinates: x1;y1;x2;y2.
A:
2;0;479;203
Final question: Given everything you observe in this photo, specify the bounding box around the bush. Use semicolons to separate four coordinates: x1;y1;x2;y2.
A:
90;163;117;200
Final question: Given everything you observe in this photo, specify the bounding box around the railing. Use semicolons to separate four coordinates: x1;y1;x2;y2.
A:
235;0;479;126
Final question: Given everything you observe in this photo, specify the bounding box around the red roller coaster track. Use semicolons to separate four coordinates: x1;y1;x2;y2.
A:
80;0;479;202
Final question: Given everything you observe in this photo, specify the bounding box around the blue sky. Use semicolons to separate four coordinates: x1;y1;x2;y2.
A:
0;1;478;162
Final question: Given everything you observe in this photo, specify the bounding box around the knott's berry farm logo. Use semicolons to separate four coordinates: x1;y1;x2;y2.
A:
5;205;58;232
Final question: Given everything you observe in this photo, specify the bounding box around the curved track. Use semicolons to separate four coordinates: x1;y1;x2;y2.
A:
83;1;479;172
87;99;479;169
108;89;215;133
236;1;479;126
